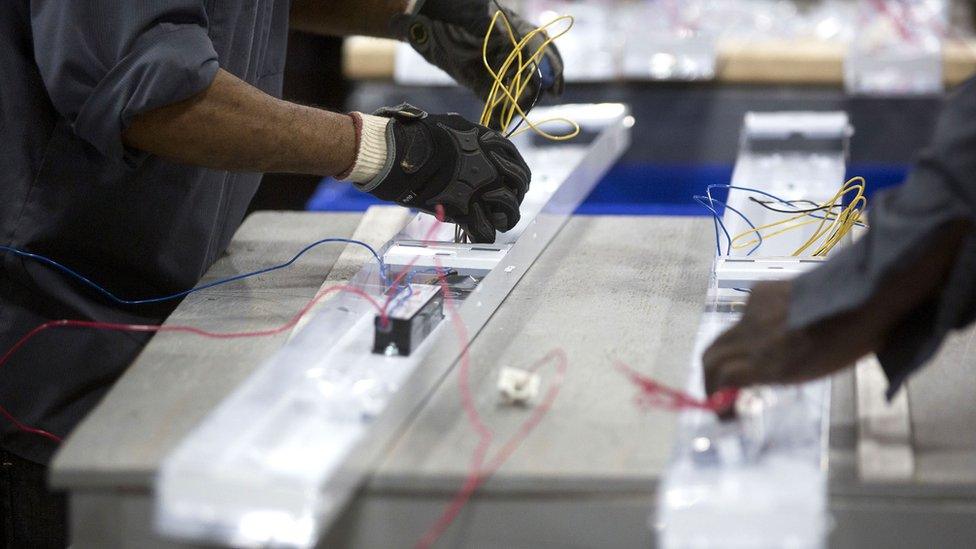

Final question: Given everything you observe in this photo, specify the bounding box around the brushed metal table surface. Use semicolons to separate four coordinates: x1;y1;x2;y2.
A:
47;209;976;548
826;324;976;549
370;214;713;490
51;211;365;489
322;214;714;548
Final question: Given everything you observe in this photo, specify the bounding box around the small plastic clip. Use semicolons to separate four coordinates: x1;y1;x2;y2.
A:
497;367;541;406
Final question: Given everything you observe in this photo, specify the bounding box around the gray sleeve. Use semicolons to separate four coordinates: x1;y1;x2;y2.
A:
789;76;976;398
30;1;220;163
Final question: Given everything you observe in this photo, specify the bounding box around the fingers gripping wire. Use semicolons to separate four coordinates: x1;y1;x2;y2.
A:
456;5;578;244
481;7;578;140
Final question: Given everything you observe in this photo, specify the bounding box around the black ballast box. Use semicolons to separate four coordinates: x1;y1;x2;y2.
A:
373;284;444;357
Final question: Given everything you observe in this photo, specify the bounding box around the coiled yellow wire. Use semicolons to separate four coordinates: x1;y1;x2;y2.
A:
454;9;579;244
481;10;579;140
730;177;868;257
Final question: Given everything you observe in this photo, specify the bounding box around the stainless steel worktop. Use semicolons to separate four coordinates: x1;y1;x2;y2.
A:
50;208;976;548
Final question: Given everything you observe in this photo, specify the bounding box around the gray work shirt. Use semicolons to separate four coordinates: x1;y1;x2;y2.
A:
0;1;290;463
790;76;976;398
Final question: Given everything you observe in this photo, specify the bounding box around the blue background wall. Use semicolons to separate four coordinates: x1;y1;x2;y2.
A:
308;82;937;217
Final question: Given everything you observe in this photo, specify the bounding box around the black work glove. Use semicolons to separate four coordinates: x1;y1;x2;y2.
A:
392;0;565;130
345;104;531;244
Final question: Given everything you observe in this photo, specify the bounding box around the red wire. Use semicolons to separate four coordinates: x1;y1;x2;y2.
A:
415;205;573;549
1;207;734;546
0;405;62;444
0;212;454;444
417;310;737;548
416;206;740;547
0;284;389;444
415;253;569;549
869;0;914;42
615;361;739;413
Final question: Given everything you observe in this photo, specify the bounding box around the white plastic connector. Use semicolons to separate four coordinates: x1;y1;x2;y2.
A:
497;367;541;406
384;241;509;274
715;257;825;289
743;112;852;140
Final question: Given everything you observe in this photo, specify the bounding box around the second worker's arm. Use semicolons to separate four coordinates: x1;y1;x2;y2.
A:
703;77;976;402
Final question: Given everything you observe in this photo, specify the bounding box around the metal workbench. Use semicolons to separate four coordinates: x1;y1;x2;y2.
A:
50;208;976;548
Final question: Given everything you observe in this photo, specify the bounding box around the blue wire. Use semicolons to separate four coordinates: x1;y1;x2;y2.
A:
722;201;762;256
701;182;868;255
693;196;732;256
706;184;865;226
697;183;863;289
388;271;419;317
707;184;792;208
693;195;762;256
0;238;390;307
388;268;444;317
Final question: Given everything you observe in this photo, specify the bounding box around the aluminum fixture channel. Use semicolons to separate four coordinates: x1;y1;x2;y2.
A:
154;104;633;548
855;356;914;481
658;112;850;548
714;257;826;289
722;111;853;258
382;241;509;275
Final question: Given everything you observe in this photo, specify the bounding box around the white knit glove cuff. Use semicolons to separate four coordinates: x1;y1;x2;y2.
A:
340;113;392;186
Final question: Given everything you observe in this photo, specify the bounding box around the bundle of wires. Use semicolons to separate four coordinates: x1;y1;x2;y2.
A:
480;7;579;140
729;176;867;257
697;177;868;258
453;5;579;244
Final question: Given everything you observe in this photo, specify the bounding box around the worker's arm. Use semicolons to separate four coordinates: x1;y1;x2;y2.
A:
123;69;356;175
31;1;529;245
292;0;564;113
123;70;529;243
704;76;976;399
703;220;970;395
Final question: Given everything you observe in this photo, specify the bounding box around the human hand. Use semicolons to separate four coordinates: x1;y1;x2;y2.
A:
702;280;880;399
395;0;564;129
343;104;530;243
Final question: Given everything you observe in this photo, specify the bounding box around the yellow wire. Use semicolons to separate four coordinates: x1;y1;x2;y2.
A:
483;11;542;126
731;218;822;250
456;10;580;243
729;177;868;257
481;10;580;141
814;194;866;255
799;178;866;256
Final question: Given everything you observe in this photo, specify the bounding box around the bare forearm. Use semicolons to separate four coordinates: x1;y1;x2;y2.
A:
290;0;408;38
123;69;356;176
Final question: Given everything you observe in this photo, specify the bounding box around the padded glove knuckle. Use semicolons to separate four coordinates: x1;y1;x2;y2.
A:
465;202;497;244
366;103;527;244
489;152;530;189
480;187;521;230
425;125;498;215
